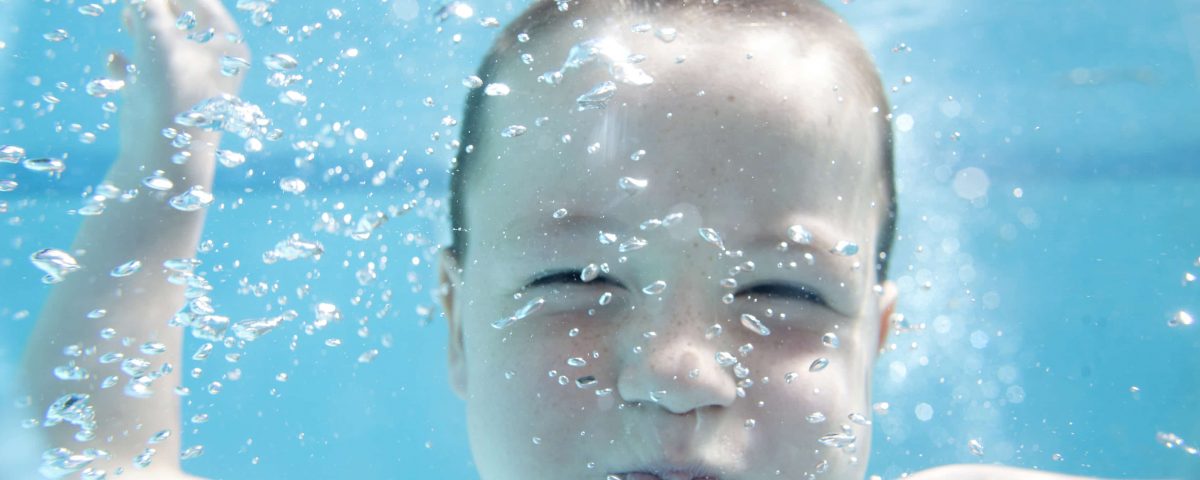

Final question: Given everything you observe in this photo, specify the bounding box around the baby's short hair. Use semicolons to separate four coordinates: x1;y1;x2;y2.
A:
449;0;897;278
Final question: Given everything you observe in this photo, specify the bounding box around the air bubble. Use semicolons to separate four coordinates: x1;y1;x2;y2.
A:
580;264;600;282
1169;310;1194;327
264;53;299;71
576;81;617;111
31;249;81;284
618;176;648;193
263;236;324;263
78;4;104;16
0;145;25;163
808;357;829;372
739;313;770;336
787;224;813;244
168;186;214;212
462;75;484;89
641;280;666;295
817;432;855;448
968;438;985;457
220;55;251;76
110;260;142;278
831;241;859;256
24;158;66;175
85;78;125;98
484;83;511;96
492;297;546;329
500;125;527;138
822;332;840;348
698;228;724;250
618;237;647;252
279;177;307;194
655;26;677;43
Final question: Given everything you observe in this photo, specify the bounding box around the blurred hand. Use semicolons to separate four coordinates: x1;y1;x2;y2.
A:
111;0;249;136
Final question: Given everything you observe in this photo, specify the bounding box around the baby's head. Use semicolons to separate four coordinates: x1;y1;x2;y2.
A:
440;1;896;478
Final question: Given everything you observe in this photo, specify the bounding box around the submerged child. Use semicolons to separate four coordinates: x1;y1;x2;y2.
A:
22;0;1122;478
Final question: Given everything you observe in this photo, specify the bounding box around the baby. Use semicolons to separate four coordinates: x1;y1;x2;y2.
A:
21;0;1112;479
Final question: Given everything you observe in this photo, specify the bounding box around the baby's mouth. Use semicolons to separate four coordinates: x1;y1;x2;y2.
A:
609;471;720;480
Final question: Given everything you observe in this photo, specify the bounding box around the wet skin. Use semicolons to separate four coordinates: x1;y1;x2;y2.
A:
442;19;896;480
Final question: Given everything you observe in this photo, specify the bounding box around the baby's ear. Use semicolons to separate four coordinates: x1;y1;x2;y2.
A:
438;248;468;399
875;280;899;353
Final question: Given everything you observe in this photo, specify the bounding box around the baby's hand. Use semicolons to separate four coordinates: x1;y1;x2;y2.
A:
112;0;249;137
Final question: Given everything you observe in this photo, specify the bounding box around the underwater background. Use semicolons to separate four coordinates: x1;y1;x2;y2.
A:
1;1;1198;478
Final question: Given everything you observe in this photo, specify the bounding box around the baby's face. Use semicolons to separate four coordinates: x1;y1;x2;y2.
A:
444;20;894;480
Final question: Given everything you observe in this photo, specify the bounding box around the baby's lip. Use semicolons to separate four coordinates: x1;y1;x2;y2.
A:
610;462;724;480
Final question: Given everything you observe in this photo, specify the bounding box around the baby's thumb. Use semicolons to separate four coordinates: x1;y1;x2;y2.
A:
106;51;130;79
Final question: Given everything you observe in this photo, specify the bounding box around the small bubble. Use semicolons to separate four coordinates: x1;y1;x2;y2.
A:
641;280;666;295
567;357;587;367
817;432;855;447
1169;310;1194;327
168;186;214;212
575;375;597;388
78;4;105;16
580;264;600;282
739;313;771;336
968;438;984;457
552;208;569;219
698;228;724;250
598;292;613;306
484;83;511;96
576;81;617;111
216;150;246;168
629;149;646;161
219;55;251;76
43;29;70;42
24;157;66;175
914;402;934;421
263;53;299;71
180;445;204;460
85;78;125;98
598;231;618;245
30;249;81;284
175;10;197;30
808;357;829;372
705;324;723;340
618;176;648;193
110;259;142;278
492;297;546;329
784;372;798;384
822;332;840;348
141;172;174;191
462;75;484;89
279;177;307;194
500;125;527;138
787;225;813;245
618;236;648;253
831;241;859;256
715;351;737;367
654;26;677;42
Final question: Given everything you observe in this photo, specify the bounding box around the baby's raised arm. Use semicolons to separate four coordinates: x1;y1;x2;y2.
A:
20;0;246;478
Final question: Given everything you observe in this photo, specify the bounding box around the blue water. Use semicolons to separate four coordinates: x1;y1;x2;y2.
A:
2;1;1198;479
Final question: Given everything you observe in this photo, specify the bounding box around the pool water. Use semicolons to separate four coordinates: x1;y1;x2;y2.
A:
2;1;1198;479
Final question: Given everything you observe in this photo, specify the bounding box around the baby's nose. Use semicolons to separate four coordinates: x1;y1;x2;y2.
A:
616;331;737;414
